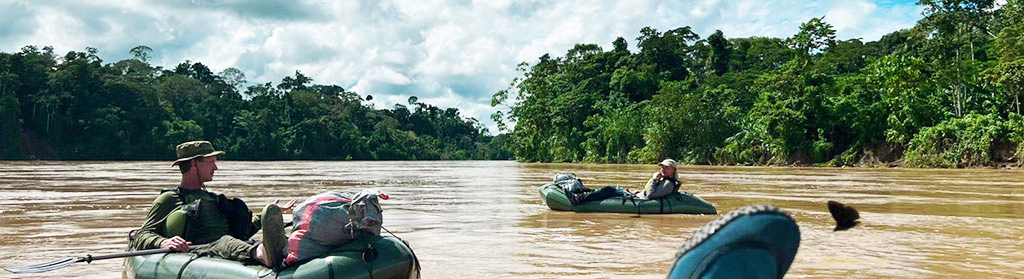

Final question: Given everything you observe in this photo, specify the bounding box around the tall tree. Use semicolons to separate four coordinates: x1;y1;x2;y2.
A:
0;71;23;159
219;67;246;92
706;30;731;76
788;17;837;60
917;0;997;116
129;45;153;63
986;0;1024;114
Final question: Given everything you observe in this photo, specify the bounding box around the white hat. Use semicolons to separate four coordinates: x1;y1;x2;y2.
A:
659;159;677;168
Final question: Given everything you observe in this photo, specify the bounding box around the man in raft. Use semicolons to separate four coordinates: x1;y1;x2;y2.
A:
638;159;680;200
128;141;294;268
573;158;682;203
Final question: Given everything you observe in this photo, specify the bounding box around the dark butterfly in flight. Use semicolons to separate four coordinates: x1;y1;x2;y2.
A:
827;200;860;231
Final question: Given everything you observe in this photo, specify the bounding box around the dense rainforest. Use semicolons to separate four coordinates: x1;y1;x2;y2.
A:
491;0;1024;167
0;47;513;161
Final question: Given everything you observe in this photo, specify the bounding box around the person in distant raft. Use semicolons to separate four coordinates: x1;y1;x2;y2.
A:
638;159;681;200
128;141;296;268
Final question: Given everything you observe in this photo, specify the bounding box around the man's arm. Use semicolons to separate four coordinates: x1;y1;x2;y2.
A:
641;172;661;197
129;192;179;250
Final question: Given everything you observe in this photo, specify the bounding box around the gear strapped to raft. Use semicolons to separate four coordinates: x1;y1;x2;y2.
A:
554;173;642;206
285;189;387;265
549;173;698;214
145;190;419;279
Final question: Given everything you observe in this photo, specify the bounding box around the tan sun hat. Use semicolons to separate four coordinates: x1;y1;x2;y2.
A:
659;159;677;168
171;141;225;166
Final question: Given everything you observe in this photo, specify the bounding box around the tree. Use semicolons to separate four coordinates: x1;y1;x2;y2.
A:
789;17;836;58
706;30;731;76
219;67;246;92
0;74;23;159
129;45;153;63
636;26;701;81
917;0;997;117
728;37;794;72
985;0;1024;114
278;70;312;91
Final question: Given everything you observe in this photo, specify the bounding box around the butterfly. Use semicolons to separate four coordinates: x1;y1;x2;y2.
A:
827;200;860;231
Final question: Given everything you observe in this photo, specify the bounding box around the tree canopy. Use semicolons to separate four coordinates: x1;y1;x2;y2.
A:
0;47;511;160
493;0;1024;167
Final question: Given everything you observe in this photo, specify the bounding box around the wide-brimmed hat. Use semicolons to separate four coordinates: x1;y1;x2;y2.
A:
171;141;225;166
668;205;800;279
659;159;677;168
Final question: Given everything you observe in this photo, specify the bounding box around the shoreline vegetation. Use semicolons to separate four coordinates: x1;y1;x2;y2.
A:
491;0;1024;168
0;49;513;161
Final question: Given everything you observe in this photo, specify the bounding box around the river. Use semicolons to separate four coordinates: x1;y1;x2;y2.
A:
0;161;1021;278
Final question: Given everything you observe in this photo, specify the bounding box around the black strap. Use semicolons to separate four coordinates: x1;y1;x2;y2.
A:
176;253;201;279
160;188;190;207
327;256;336;279
666;179;680;213
629;196;639;215
363;241;376;279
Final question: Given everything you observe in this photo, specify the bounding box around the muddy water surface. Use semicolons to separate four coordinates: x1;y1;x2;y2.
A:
0;161;1021;278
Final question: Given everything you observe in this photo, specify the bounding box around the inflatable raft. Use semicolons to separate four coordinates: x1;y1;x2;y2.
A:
126;236;418;279
668;205;800;279
538;183;716;214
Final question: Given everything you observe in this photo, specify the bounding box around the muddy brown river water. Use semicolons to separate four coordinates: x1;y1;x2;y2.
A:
0;161;1022;278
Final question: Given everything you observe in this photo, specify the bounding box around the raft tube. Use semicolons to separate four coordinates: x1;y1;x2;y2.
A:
538;183;717;214
668;205;800;279
127;236;418;279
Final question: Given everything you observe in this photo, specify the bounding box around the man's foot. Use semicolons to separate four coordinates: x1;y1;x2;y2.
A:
259;204;286;268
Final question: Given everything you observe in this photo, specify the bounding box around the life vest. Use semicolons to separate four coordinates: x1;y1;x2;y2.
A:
645;177;680;200
160;188;255;241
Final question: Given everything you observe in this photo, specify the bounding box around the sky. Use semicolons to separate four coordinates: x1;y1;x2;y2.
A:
0;0;924;134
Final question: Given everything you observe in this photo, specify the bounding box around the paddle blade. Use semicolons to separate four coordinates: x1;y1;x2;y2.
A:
3;257;80;274
827;200;860;231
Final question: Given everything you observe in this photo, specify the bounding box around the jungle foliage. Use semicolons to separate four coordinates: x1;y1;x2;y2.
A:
0;47;512;160
492;0;1024;167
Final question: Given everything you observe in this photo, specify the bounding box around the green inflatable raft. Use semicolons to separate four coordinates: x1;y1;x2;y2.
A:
538;183;717;214
126;236;419;279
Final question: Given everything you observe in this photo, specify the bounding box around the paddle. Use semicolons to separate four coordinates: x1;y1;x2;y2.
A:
2;245;206;274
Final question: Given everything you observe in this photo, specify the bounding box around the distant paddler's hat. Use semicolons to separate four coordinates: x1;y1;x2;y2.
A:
172;141;225;166
659;159;677;168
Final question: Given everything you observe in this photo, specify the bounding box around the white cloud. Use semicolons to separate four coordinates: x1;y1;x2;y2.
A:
1;0;924;133
826;0;878;32
368;66;414;85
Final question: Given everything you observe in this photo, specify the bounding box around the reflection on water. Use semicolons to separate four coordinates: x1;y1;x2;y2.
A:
0;161;1022;278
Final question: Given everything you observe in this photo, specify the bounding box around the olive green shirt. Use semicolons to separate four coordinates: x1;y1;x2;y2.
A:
129;188;261;250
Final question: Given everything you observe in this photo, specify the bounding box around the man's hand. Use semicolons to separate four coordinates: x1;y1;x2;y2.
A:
160;236;192;252
273;199;298;211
